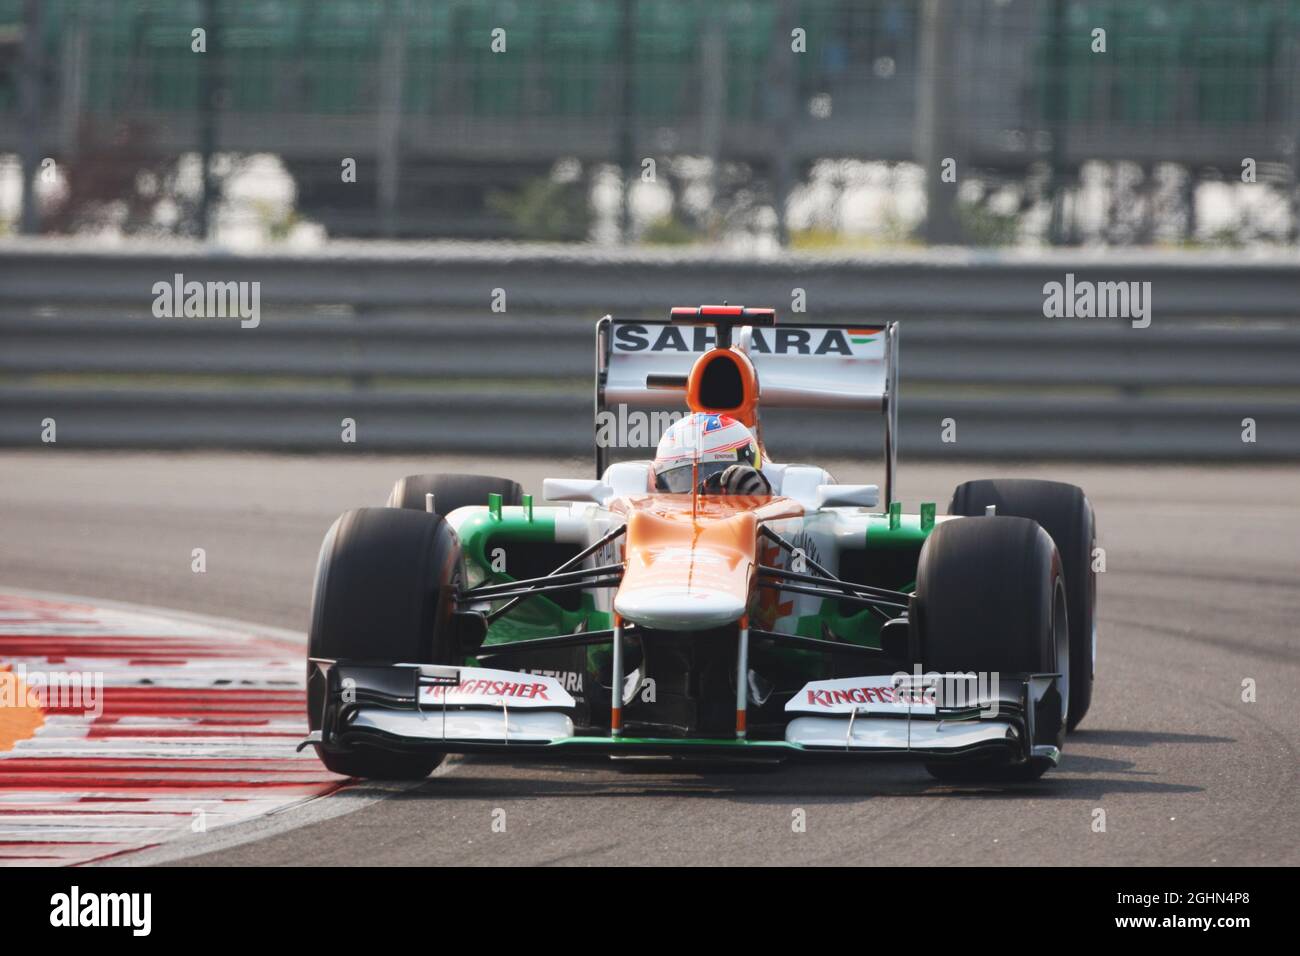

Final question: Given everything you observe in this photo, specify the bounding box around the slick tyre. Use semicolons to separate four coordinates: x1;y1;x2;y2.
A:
307;507;461;780
950;479;1096;730
913;516;1069;783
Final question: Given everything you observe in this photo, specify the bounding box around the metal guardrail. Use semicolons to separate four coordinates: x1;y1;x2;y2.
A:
2;243;1299;458
4;242;1300;316
5;315;1300;388
3;387;1295;459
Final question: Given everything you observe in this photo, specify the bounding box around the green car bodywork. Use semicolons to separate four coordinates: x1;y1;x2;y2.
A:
449;499;941;686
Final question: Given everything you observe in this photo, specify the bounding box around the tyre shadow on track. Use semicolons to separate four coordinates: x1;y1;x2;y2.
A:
1067;728;1235;746
1052;753;1154;775
383;755;1203;803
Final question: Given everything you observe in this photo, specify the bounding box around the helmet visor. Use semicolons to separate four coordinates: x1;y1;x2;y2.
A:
654;460;733;494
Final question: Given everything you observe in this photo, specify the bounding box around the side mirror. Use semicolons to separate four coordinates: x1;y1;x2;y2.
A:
542;477;613;505
815;484;879;510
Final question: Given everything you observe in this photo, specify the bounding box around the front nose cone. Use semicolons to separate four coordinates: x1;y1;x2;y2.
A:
613;585;748;631
616;508;756;630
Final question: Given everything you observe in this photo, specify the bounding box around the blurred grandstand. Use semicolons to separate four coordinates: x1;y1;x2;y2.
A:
1;0;1298;244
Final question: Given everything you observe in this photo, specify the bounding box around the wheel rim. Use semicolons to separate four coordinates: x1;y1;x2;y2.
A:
1089;534;1098;679
1052;577;1070;725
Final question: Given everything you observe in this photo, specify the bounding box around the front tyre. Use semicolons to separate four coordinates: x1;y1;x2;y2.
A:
307;507;461;779
914;516;1069;783
950;478;1096;730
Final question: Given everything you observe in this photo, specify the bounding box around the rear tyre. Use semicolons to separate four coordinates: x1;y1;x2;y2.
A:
386;473;523;513
950;478;1096;730
307;507;461;779
914;516;1069;783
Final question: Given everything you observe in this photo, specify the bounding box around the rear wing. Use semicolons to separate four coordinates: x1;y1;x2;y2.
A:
594;317;899;507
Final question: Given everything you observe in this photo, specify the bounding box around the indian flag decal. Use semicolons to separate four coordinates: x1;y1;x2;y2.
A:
848;328;883;345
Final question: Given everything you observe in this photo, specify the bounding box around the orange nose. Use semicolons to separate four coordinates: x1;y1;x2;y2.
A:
614;506;757;630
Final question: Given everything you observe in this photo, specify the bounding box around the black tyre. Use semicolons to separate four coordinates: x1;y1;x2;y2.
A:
307;507;461;779
950;478;1096;730
386;473;523;513
914;516;1069;783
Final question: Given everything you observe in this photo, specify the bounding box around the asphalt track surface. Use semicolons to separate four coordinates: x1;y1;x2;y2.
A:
1;451;1297;866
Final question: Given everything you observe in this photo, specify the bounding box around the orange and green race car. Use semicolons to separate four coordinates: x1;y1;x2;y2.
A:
303;306;1097;783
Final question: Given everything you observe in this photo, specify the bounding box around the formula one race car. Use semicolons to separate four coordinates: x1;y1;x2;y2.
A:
302;306;1097;782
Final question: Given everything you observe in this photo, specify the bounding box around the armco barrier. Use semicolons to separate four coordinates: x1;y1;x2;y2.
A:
2;242;1297;458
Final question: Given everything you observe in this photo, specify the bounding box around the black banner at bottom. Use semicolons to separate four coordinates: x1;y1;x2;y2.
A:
0;865;1275;941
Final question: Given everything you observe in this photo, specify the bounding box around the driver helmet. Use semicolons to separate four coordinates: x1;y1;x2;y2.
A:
651;413;762;493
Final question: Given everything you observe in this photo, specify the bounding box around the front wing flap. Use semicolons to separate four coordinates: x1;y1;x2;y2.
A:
305;661;578;753
783;672;1064;766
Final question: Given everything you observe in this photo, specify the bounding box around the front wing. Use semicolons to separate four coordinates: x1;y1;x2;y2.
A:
302;661;1064;767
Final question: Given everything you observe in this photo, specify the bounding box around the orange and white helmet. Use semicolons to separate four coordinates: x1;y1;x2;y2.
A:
651;413;762;493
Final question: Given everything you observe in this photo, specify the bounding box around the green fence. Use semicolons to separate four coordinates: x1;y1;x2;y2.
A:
3;0;1298;130
1039;0;1288;126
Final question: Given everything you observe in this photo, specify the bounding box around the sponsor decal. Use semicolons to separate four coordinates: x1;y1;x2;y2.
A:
522;668;584;694
594;538;620;569
629;546;735;599
785;674;938;715
427;678;551;700
752;538;794;630
613;323;873;356
418;666;575;709
786;671;1001;717
893;666;1000;717
650;547;727;566
803;682;935;709
787;530;822;569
